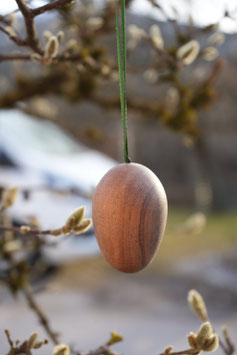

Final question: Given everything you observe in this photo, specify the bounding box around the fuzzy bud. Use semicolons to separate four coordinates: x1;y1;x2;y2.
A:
43;30;52;40
166;87;179;110
202;47;219;61
128;24;146;41
164;346;173;355
3;240;21;253
50;228;62;237
188;289;208;321
53;344;70;355
188;332;199;349
57;31;64;42
34;339;48;349
5;26;16;37
208;33;225;47
74;218;92;234
65;207;85;229
8;13;15;25
149;24;164;49
107;331;123;345
66;39;78;51
30;53;43;62
44;36;59;59
177;40;200;65
61;207;92;235
86;17;104;31
182;213;207;235
202;334;219;352
196;322;213;347
1;187;18;209
101;65;111;76
27;332;38;350
128;24;146;50
20;226;31;234
143;68;159;84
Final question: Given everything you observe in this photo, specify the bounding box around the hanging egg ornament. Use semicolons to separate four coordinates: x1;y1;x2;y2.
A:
92;163;168;273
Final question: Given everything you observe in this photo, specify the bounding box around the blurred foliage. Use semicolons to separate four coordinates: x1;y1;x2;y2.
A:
0;0;227;142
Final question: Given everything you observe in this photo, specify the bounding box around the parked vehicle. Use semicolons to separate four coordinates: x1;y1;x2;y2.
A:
0;109;116;264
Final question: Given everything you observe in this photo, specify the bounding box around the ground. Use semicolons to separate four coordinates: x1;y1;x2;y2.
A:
0;209;237;354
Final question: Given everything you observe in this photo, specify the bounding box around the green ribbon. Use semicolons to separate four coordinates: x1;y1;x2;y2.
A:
115;0;130;163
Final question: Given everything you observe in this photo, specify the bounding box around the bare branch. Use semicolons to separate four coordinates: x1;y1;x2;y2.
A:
12;0;74;54
4;329;14;348
0;224;54;236
0;53;31;61
203;59;225;86
159;350;199;355
22;284;59;345
32;0;75;17
0;25;26;46
221;326;235;355
0;15;11;26
15;0;42;53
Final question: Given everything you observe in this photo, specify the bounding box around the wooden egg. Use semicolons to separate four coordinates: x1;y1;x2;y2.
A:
92;163;168;273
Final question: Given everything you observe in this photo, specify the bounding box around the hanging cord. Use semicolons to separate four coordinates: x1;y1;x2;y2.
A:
115;0;131;163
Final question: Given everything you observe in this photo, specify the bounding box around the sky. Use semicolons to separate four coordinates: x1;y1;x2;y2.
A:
0;0;237;33
131;0;237;33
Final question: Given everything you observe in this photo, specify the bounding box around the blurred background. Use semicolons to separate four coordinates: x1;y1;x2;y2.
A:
0;0;236;354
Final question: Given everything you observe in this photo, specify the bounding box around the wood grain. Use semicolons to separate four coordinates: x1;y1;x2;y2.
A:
92;163;168;273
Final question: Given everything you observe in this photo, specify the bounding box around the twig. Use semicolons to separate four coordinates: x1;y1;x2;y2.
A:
148;0;181;36
22;283;59;345
203;59;225;86
4;329;14;348
159;350;199;355
0;53;31;62
32;0;75;17
0;0;75;59
0;52;83;63
148;0;172;21
87;346;119;355
225;338;235;354
71;344;120;355
15;0;42;53
2;249;60;347
0;15;11;26
0;223;91;237
10;0;74;55
20;185;91;200
0;224;54;236
222;326;235;355
0;205;92;237
0;25;26;46
219;339;230;355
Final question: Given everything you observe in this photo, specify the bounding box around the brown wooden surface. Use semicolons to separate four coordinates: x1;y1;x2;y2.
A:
92;163;168;273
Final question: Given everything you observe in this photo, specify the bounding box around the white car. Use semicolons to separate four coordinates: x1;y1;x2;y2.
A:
0;109;116;263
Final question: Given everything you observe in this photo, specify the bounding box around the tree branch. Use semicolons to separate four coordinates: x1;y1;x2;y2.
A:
0;25;26;46
0;15;11;26
159;350;199;355
0;224;54;236
0;53;31;62
32;0;75;17
4;329;14;348
22;283;59;345
0;52;84;63
15;0;42;53
221;327;235;355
